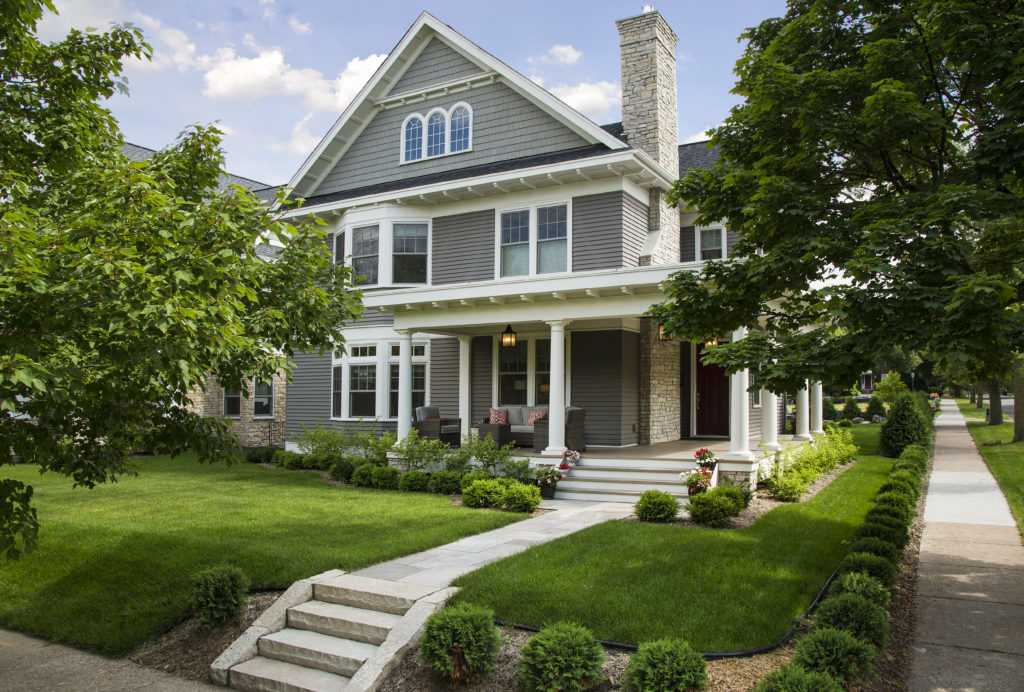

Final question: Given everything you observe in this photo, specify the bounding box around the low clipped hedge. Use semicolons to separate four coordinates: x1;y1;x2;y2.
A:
838;551;897;586
428;470;462;494
829;571;891;609
351;463;375;487
463;479;505;509
460;469;493;491
850;537;902;566
814;592;889;649
398;470;430;492
371;465;400;490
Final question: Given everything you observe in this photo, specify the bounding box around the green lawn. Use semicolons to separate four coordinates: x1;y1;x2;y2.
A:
0;455;524;655
955;398;1024;535
451;426;892;651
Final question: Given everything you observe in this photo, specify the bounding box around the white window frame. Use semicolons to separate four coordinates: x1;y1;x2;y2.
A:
750;373;761;408
335;218;431;288
387;341;429;420
331;337;432;421
696;226;727;261
494;199;572;279
491;334;568;408
398;102;473;164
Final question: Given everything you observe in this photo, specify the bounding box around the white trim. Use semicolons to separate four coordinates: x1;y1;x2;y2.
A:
334;209;431;288
696;226;727;262
400;113;425;163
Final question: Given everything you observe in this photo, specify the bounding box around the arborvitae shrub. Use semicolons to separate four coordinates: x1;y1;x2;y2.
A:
879;393;930;457
793;627;874;683
502;483;542;513
635;490;680;522
190;565;250;630
328;458;355;483
428;469;462;494
371;465;400;490
687;488;743;528
822;398;839;421
851;537;902;567
351;463;375;487
398;470;430;492
865;396;887;419
842;399;863;420
829;571;891;609
462;479;505;508
752;663;843;692
814;592;889;648
855;521;909;551
518;622;605;692
460;469;492;491
419;603;500;684
839;552;897;585
623;638;708;691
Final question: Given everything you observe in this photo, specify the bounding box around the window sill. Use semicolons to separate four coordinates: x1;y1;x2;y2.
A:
399;147;473;165
253;415;275;420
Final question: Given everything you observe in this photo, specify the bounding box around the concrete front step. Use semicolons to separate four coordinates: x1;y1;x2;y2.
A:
230;655;349;692
555;486;690;503
287;600;402;645
259;627;378;677
314;573;439;615
569;467;686;481
559;477;689;490
574;457;692;470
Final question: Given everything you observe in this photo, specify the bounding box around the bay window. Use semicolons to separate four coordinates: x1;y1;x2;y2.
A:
392;223;428;284
352;225;379;285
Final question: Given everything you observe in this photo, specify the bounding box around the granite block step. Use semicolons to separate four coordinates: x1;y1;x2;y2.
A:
259;627;378;676
287;600;402;645
314;573;440;615
230;655;349;692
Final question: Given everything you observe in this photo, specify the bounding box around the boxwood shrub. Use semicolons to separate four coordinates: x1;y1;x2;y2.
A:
244;446;278;464
463;479;505;509
839;551;897;586
864;504;913;527
503;483;542;513
351;463;375;487
399;470;430;492
687;488;743;528
371;465;400;490
753;664;843;692
623;638;707;691
428;469;462;495
419;603;500;683
460;469;492;491
854;521;909;551
829;571;891;609
328;458;355;483
635;490;680;522
518;622;605;692
793;627;874;683
886;470;922;494
814;592;889;649
878;478;918;500
851;537;902;566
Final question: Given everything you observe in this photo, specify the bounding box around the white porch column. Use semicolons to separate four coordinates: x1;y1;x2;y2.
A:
722;327;755;461
397;329;413;440
542;320;567;455
810;381;824;435
761;388;779;452
794;381;811;440
458;335;471;437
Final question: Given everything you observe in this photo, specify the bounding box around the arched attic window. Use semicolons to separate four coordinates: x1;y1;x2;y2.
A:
450;105;471;152
426;111;446;157
403;117;423;162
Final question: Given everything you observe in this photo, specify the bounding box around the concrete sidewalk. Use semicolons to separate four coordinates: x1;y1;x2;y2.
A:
908;399;1024;691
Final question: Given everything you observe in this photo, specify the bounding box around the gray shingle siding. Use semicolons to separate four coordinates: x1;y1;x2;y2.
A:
471;336;492;424
429;338;459;416
570;330;639;446
571;192;649;271
313;81;592;198
680;225;695;262
622;193;649;266
387;38;484;96
344;307;394;328
432;209;495;284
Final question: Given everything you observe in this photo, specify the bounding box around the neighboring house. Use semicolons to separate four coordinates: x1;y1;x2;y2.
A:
277;10;825;484
121;143;289;448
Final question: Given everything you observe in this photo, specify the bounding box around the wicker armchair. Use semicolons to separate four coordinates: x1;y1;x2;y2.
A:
533;407;586;452
412;406;461;446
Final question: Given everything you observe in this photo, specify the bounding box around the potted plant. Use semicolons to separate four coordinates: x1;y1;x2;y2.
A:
559;449;579;472
682;467;712;497
694;448;717;472
535;466;563;499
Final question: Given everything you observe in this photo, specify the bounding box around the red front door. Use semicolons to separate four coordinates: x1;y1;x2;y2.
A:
696;344;729;436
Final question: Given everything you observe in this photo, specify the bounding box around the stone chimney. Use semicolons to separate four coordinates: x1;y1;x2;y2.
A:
616;7;680;264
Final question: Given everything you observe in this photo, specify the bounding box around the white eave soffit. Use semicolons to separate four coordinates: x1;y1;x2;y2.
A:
283;12;628;201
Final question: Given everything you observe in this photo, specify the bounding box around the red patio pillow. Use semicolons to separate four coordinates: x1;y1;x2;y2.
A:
488;408;508;424
526;409;547;425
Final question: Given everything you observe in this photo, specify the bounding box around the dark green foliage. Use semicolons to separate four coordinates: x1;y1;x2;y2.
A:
271;450;303;469
829;571;891;609
855;521;909;551
715;485;750;509
419;603;500;684
502;483;542;513
851;537;901;567
623;638;708;691
897;444;929;473
822;399;838;421
328;458;355;483
502;458;534;485
814;592;889;648
879;394;931;458
878;478;918;500
462;480;505;509
838;419;853;428
398;470;430;492
839;552;897;586
753;664;843;692
873;492;915;520
635;490;680;523
460;469;493;491
190;565;249;630
370;465;400;490
842;400;863;420
687;488;743;528
887;470;922;494
865;397;887;420
862;511;909;532
518;622;605;692
303;452;338;471
793;627;874;683
351;463;375;487
243;446;278;464
428;470;462;495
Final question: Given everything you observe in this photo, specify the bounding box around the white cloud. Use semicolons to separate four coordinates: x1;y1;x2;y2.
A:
529;75;545;87
288;16;311;35
215;122;236;137
37;0;127;41
270;113;320;154
683;124;722;144
549;81;620;123
529;44;582;66
258;0;276;21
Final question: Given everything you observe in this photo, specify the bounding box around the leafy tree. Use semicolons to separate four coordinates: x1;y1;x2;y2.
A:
650;1;1024;425
874;373;908;402
0;2;362;557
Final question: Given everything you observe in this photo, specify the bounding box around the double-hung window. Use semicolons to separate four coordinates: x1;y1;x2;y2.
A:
699;227;725;260
347;344;378;418
537;205;567;274
500;211;530;277
498;341;528;405
352;225;379;285
253;381;274;417
499;204;569;278
392;223;428;284
223;387;241;417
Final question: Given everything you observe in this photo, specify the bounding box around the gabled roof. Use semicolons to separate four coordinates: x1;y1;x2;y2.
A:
119;142;280;200
678;140;720;175
284;12;629;201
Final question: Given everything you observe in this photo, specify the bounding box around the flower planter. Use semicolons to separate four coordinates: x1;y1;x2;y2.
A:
687;486;706;498
540;482;557;499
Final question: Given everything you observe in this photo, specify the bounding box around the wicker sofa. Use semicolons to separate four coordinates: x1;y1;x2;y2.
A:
412;406;461;446
477;406;585;451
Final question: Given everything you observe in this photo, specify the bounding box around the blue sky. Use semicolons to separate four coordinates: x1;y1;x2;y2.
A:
39;0;789;185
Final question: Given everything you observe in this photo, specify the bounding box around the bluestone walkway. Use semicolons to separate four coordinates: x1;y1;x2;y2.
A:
351;499;634;586
908;399;1024;691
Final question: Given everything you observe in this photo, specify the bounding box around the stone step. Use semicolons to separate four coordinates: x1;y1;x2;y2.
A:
554;486;690;504
314;573;440;615
288;600;402;645
259;627;378;677
574;457;693;470
229;655;349;692
569;467;686;481
561;476;690;489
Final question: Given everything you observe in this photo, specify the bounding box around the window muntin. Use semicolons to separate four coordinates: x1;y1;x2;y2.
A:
450;106;470;152
349;364;376;418
392;223;428;284
389;363;425;418
350;345;376;358
253;381;274;417
500;210;530;277
699;228;724;260
426;112;446;157
498;341;528;405
223;387;241;417
352;225;379;285
391;344;426;357
403;118;423;162
536;205;567;274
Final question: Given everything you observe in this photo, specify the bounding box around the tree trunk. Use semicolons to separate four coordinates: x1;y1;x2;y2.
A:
1014;356;1024;443
969;387;976;404
988;379;1003;425
977;384;985;408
